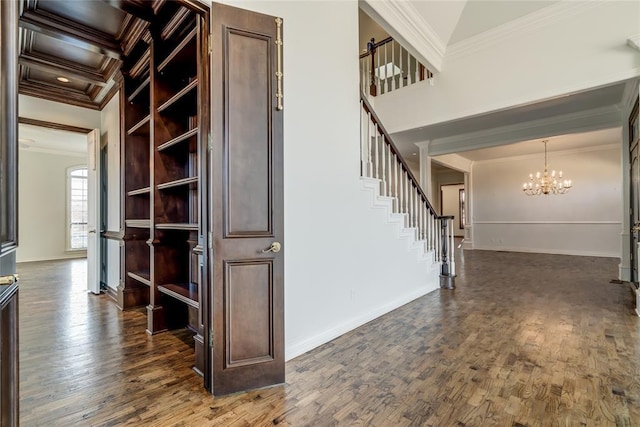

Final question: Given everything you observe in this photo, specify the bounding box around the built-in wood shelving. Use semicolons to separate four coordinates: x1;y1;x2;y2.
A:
120;2;207;377
130;47;150;80
157;27;196;73
157;128;198;151
127;186;151;196
127;271;151;287
157;284;199;309
125;219;150;228
157;176;198;190
157;79;197;113
161;7;192;41
127;114;150;135
128;77;150;103
155;223;198;231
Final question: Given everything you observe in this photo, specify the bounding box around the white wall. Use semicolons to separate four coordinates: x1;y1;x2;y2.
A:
472;144;622;257
19;95;101;129
374;1;640;133
100;93;121;291
441;184;464;236
220;0;438;360
17;150;87;262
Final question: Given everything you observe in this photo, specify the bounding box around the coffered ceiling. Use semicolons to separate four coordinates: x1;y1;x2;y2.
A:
18;0;153;110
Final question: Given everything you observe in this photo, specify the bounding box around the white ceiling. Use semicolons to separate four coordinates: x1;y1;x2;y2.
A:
19;124;88;155
447;1;560;46
450;127;621;162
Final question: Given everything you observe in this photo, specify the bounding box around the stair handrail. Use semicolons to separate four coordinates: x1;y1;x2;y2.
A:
360;91;456;288
359;37;431;96
360;92;437;217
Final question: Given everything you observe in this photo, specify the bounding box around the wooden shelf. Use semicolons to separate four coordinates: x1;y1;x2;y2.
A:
127;186;151;196
157;127;198;152
127;115;150;135
157;176;198;190
157;27;196;73
128;77;150;103
157;79;197;113
158;284;199;309
130;47;150;80
161;7;193;41
127;271;151;287
155;223;198;231
125;219;150;228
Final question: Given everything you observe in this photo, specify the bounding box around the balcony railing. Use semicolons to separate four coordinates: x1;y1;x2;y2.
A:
359;37;433;97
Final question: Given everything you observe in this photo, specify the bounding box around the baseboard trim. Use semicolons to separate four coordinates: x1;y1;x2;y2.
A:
285;284;438;361
105;286;118;304
472;245;619;258
17;253;87;263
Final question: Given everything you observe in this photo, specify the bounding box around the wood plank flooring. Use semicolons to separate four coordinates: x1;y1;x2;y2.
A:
17;251;639;426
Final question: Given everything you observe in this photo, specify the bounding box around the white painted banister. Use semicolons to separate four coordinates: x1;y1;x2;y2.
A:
360;93;455;288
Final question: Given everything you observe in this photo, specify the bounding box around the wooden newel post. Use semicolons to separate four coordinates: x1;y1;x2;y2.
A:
439;215;455;289
367;38;377;96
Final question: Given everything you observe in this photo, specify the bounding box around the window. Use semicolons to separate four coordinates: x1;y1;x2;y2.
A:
68;167;88;250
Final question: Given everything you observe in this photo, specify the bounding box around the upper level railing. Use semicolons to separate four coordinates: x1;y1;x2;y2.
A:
359;37;433;97
360;92;455;286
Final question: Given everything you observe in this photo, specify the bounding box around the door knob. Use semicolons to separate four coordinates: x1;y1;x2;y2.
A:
632;226;640;232
262;242;282;253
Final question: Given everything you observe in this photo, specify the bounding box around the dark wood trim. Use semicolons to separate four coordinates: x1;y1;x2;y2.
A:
19;80;101;110
18;117;92;134
360;93;437;216
118;15;150;57
18;53;108;86
19;9;122;59
98;79;123;110
101;0;155;22
359;36;393;59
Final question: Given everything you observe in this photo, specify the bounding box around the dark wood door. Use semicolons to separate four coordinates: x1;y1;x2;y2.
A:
630;98;639;283
0;0;19;425
210;3;284;395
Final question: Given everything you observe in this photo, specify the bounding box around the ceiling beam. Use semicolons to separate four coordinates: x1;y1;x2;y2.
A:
19;9;122;59
19;80;100;110
18;117;92;134
19;53;108;86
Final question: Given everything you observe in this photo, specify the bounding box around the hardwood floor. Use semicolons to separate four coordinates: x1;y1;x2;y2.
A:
17;251;639;426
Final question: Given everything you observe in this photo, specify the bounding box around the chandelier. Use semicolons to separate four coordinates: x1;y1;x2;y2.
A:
522;140;572;196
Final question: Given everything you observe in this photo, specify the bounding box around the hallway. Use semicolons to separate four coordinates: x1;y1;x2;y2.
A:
17;251;638;426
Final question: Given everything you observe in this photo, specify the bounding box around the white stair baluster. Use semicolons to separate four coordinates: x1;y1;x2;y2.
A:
380;136;386;196
367;112;373;177
391;42;396;91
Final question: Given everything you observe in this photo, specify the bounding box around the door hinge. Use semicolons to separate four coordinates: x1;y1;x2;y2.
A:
208;34;212;54
209;329;213;346
208;231;213;249
208;135;213;152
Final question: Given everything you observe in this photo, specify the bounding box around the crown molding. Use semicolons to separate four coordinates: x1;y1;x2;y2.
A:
470;142;620;165
428;105;622;156
19;145;86;158
446;0;600;59
361;0;445;72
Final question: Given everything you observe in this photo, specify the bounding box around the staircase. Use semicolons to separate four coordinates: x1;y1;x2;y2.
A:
359;92;456;289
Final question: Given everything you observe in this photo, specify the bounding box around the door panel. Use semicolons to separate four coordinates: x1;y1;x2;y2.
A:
630;98;639;282
211;3;284;396
0;0;19;424
87;129;101;294
225;29;272;236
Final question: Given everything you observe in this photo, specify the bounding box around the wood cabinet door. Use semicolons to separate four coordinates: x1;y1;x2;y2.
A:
0;0;19;425
210;3;284;395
